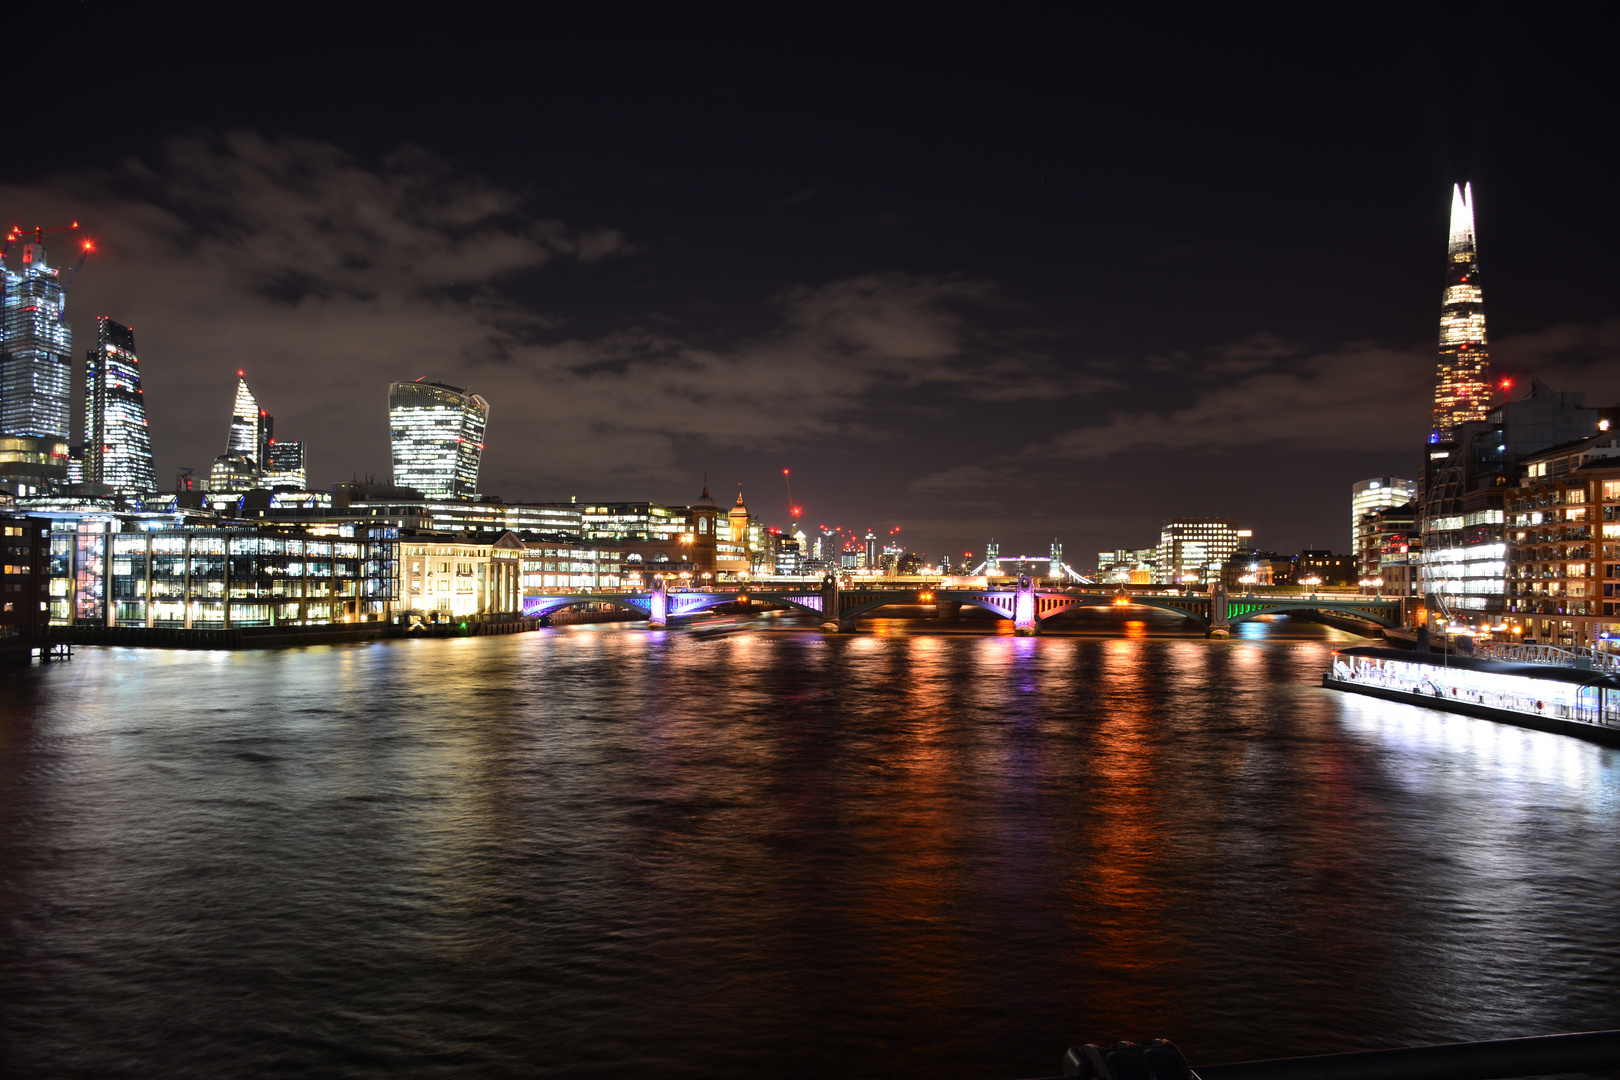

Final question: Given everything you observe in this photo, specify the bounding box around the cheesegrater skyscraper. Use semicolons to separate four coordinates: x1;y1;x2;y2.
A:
84;317;156;494
1432;182;1491;441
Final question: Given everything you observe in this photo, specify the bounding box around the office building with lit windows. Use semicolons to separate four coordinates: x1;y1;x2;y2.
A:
209;374;274;493
1419;382;1607;616
1505;434;1620;645
264;441;306;489
388;380;488;499
226;374;268;464
1;239;73;442
84;317;156;495
1154;519;1248;586
1351;476;1415;555
1432;183;1492;441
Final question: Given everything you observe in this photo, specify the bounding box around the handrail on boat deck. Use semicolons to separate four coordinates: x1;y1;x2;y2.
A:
1021;1030;1620;1080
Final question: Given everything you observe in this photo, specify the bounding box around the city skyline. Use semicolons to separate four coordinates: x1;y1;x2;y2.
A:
3;16;1619;560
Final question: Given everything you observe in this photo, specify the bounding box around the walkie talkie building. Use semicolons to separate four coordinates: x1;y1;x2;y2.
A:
1432;183;1491;441
389;379;488;499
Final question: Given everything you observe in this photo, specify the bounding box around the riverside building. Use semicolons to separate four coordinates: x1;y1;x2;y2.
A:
34;513;398;627
1154;519;1247;586
388;379;488;500
1351;477;1415;555
397;532;521;619
1504;433;1620;644
1419;382;1605;617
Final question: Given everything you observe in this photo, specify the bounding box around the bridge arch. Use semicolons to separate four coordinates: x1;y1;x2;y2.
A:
1225;602;1398;630
522;595;653;619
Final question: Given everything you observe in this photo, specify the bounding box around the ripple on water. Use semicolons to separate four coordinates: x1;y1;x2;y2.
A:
2;628;1619;1079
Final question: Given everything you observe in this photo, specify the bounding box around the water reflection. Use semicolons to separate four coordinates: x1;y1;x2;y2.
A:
2;625;1619;1080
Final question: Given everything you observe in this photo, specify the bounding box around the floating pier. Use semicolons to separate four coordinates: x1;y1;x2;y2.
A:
1324;645;1620;747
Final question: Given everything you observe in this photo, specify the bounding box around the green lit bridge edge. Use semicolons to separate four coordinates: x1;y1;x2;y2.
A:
521;587;1404;631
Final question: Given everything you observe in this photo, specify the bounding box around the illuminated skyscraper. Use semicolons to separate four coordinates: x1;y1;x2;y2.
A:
1;240;73;440
264;440;306;489
1432;183;1491;440
388;379;488;499
84;317;156;494
1350;476;1415;553
226;374;267;465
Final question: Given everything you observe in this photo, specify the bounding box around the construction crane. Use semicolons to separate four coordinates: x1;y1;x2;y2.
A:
782;468;802;529
0;223;91;342
2;220;80;261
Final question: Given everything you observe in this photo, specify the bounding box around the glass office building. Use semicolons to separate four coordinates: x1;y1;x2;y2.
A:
1351;476;1415;554
84;317;156;494
264;441;306;489
1433;183;1492;441
1;241;73;440
388;380;488;499
54;518;398;627
226;375;266;464
1155;519;1248;585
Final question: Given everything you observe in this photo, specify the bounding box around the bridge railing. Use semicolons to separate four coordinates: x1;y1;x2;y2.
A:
1475;640;1620;673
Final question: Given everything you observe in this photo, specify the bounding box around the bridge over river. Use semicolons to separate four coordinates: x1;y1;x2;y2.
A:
521;577;1405;638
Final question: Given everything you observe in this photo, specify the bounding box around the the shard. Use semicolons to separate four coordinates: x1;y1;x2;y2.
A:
1431;182;1491;440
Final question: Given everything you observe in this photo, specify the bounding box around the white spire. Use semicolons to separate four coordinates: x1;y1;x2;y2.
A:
1448;182;1476;252
227;375;260;457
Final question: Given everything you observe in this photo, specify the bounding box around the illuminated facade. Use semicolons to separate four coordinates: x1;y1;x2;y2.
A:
226;375;267;464
521;542;628;593
716;487;752;578
1351;477;1415;553
208;452;258;494
1155;519;1246;585
577;493;717;579
264;441;306;489
1504;435;1620;644
388;380;488;499
1419;382;1604;615
1;241;73;440
42;517;398;627
1433;183;1491;441
84;318;156;495
1098;547;1156;584
397;532;521;618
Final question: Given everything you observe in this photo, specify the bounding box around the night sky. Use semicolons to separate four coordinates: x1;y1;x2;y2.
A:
6;12;1618;563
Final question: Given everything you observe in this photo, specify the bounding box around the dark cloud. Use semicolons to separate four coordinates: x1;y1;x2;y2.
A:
3;134;1102;505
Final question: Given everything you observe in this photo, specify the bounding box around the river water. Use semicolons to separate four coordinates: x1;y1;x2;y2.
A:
3;616;1619;1079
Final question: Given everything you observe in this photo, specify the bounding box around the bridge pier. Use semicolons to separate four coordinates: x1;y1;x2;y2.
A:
1207;581;1230;639
935;600;960;621
648;576;668;628
819;573;846;633
1014;576;1041;636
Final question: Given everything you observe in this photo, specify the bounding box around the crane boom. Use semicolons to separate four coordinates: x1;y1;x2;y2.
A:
783;468;800;526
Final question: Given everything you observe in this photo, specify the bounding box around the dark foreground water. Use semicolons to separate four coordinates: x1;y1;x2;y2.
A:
3;619;1620;1079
